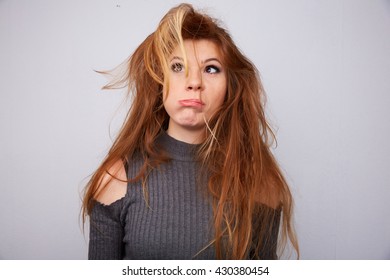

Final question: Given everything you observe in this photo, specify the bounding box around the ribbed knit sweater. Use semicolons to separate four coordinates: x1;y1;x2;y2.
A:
88;131;280;259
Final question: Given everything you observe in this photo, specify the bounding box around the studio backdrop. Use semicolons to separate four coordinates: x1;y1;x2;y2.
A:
0;0;389;259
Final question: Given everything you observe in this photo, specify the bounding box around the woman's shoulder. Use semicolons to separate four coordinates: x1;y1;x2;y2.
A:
94;160;128;206
254;176;283;210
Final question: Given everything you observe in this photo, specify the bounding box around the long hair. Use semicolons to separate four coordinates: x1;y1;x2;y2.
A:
82;3;299;259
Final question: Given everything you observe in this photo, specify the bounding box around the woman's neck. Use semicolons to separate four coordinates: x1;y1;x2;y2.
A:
166;125;205;144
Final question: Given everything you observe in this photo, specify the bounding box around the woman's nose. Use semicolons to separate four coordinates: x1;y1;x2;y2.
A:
186;70;203;91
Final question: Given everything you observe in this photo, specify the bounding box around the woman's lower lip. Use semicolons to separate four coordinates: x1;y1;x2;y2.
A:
179;99;205;108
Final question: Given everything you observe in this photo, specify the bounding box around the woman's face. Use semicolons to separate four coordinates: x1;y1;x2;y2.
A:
163;39;227;143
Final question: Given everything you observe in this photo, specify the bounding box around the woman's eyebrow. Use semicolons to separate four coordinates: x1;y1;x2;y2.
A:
170;56;183;62
170;56;222;64
203;58;222;64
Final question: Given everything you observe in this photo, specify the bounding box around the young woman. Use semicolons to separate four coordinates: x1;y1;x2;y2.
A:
82;3;299;260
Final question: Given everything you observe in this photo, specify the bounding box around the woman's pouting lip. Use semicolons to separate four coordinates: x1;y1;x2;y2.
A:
178;99;205;108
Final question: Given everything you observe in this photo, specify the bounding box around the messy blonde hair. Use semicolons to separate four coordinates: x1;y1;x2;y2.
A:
82;3;299;259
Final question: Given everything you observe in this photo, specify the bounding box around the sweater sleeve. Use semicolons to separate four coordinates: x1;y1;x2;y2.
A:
263;208;281;260
249;207;281;260
88;199;125;259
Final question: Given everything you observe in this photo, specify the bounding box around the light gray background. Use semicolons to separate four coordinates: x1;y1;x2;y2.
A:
1;0;389;259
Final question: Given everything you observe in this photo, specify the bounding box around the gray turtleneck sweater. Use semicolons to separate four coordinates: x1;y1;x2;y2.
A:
88;132;280;259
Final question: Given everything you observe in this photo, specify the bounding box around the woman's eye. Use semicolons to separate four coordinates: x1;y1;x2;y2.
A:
171;62;184;72
205;65;220;74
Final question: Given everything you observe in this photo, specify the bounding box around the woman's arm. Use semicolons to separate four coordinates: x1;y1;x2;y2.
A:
88;161;127;259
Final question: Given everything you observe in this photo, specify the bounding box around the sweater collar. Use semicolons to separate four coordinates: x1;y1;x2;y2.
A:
156;131;201;161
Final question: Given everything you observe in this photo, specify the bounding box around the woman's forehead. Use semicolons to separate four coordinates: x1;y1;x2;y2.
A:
170;39;224;63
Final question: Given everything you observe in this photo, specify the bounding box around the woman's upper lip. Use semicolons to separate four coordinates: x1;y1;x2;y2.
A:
179;99;205;107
